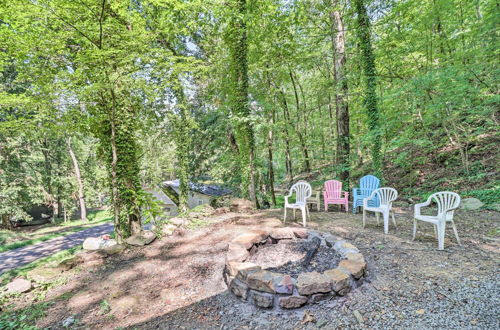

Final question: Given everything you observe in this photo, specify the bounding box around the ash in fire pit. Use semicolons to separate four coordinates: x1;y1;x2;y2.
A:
248;239;342;278
224;228;368;310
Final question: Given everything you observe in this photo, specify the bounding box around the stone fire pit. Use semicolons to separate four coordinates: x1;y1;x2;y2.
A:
223;227;367;309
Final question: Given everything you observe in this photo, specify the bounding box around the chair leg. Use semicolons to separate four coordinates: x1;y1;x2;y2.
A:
437;222;446;250
302;207;307;227
324;201;328;212
284;207;287;224
391;211;397;228
383;212;389;234
352;199;357;214
433;224;438;238
362;209;366;228
412;218;417;241
451;221;461;245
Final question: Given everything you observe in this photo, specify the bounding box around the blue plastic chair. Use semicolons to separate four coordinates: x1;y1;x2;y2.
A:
352;175;380;213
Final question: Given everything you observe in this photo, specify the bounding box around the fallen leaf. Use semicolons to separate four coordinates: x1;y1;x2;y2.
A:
301;310;316;324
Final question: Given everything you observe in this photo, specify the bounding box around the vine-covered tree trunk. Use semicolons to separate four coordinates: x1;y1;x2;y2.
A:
108;88;143;243
354;0;381;176
2;214;12;230
229;0;257;204
67;137;87;222
267;108;277;206
331;4;350;185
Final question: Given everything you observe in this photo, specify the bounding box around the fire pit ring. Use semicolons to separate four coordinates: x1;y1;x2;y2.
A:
223;228;367;309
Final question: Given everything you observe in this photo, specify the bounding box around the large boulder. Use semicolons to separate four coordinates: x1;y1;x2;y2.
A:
229;198;254;213
460;198;484;210
83;237;117;250
125;230;156;246
6;278;32;293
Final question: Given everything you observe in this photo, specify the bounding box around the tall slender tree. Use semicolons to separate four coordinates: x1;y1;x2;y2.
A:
354;0;381;176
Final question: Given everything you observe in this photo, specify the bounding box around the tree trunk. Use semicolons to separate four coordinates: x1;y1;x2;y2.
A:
279;89;294;182
67;137;87;222
354;0;381;176
229;0;257;205
331;5;350;185
267;110;277;207
2;214;12;230
289;69;311;173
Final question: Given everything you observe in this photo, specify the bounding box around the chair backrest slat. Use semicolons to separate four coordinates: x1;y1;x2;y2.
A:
431;192;461;219
324;180;342;199
290;181;312;203
361;175;380;193
373;187;398;206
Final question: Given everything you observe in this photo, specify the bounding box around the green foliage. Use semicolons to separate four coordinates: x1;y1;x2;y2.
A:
0;302;49;330
463;187;500;206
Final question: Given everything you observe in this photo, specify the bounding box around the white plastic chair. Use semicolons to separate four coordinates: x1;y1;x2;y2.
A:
413;192;461;250
363;187;398;234
284;181;312;227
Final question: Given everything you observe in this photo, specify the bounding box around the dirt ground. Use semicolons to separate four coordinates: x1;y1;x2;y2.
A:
5;205;500;329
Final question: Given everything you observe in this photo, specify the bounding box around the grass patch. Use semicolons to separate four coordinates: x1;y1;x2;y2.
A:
0;210;112;253
0;301;50;329
0;246;82;286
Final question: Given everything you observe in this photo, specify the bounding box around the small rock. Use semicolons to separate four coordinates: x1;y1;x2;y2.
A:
338;260;366;279
62;316;75;327
163;223;177;236
272;274;294;294
226;243;250;263
252;291;274;308
316;319;328;328
296;272;332;295
353;310;364;324
27;267;63;283
125;230;156;246
231;231;268;249
460;198;484;210
103;244;126;255
279;295;308;309
169;217;187;227
324;269;350;293
54;255;83;271
247;270;275;293
83;237;103;250
6;278;32;293
415;309;425;315
230;279;249;300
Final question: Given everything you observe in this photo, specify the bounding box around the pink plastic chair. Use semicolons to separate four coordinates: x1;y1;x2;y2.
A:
323;180;349;212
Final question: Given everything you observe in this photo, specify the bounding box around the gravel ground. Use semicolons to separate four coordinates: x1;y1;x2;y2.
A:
4;207;498;329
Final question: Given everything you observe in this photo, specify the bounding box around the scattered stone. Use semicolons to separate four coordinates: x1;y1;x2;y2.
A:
231;231;268;249
353;310;364;324
272;274;294;294
301;310;316;324
83;237;117;250
125;230;156;246
230;198;254;213
460;198;484;210
346;252;365;263
296;272;332;295
247;270;275;293
270;227;295;240
230;279;249;300
415;309;425;315
163;223;177;236
62;316;75;327
292;228;308;239
309;293;330;303
214;207;230;215
280;295;308;309
324;268;350;293
27;267;63;283
316;319;328;328
112;295;139;313
6;278;32;293
338;260;366;279
252;291;274;308
54;255;83;271
227;261;260;277
169;217;186;227
103;244;126;255
226;243;250;263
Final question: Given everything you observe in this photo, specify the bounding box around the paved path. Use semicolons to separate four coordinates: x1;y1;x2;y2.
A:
0;223;114;274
